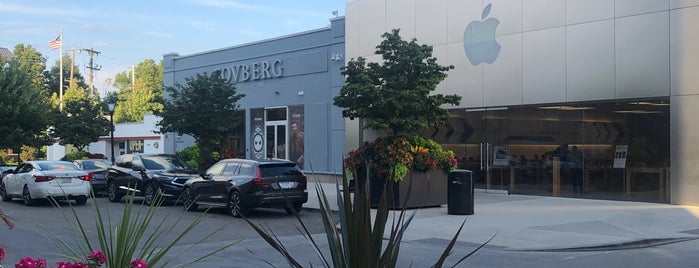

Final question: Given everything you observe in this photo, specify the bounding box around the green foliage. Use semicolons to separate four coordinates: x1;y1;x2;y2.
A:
246;165;490;267
48;189;240;268
20;145;41;162
44;54;88;99
156;70;245;170
62;151;88;161
112;59;164;123
333;29;461;136
52;87;111;151
176;145;200;169
344;135;457;182
0;59;55;150
0;150;12;164
13;44;47;89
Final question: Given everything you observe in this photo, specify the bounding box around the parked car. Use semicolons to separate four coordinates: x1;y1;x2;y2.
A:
73;159;111;193
105;154;198;205
0;165;16;181
182;158;308;218
0;161;92;206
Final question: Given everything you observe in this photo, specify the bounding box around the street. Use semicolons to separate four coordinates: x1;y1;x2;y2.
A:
0;195;697;267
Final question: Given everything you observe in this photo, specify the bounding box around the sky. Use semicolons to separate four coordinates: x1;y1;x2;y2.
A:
0;0;348;96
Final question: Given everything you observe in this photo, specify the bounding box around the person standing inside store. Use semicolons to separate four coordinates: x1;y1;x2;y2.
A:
568;145;585;194
290;121;304;169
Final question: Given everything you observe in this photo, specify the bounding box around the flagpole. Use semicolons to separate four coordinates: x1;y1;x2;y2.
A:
59;29;63;111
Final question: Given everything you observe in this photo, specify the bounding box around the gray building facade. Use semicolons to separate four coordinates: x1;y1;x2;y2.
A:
164;17;346;174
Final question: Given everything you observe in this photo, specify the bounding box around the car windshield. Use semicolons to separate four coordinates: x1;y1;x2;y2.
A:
141;155;191;171
38;162;80;171
81;160;110;170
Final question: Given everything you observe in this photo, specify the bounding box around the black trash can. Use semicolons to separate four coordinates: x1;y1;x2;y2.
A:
448;169;474;215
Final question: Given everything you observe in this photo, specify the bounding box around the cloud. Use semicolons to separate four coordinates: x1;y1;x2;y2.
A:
190;0;328;19
185;20;217;32
92;41;109;47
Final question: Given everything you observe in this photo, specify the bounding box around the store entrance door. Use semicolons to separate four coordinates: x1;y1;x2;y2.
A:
464;108;510;192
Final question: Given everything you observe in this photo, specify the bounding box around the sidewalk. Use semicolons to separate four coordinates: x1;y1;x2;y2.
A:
305;182;699;251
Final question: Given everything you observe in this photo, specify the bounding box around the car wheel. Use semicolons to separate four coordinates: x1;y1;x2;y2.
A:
284;202;303;215
143;183;158;206
75;196;88;205
228;191;246;218
182;188;198;211
22;186;35;206
0;183;11;202
107;181;122;202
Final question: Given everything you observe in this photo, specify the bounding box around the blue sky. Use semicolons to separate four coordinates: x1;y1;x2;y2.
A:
0;0;347;95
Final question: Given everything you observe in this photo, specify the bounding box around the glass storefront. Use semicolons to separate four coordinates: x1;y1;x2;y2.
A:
426;98;670;203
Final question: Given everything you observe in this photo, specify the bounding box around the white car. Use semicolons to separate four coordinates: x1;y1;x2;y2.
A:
0;161;92;206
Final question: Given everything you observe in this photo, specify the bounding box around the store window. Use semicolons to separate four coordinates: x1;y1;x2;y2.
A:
429;98;670;203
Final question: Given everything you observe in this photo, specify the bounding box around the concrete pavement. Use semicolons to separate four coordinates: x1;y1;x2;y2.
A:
305;180;699;251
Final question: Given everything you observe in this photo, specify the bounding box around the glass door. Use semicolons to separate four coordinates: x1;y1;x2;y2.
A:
463;108;510;191
265;107;288;159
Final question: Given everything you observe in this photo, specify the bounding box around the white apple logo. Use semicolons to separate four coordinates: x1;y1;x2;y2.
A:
463;3;501;65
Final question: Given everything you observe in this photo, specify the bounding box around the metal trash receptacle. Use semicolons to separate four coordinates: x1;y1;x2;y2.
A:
448;169;474;215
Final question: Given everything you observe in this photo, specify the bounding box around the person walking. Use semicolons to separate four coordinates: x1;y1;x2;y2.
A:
568;145;585;194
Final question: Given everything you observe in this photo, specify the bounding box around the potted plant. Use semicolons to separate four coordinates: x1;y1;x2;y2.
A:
333;29;461;208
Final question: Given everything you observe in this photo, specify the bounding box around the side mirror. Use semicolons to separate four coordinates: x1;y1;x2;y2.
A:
132;165;145;172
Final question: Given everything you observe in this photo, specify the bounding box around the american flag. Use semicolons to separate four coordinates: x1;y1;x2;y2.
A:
49;34;62;50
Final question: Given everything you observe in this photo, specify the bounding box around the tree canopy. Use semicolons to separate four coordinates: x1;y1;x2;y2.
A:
156;70;245;169
112;59;163;123
0;59;55;150
333;29;461;136
52;86;111;151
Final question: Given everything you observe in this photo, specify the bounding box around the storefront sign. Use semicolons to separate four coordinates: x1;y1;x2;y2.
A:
613;145;628;168
127;140;144;154
220;59;283;84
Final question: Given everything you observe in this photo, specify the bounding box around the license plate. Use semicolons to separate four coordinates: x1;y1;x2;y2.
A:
278;182;297;189
58;178;71;184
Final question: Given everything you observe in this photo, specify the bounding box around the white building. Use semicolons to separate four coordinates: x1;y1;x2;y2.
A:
47;114;195;161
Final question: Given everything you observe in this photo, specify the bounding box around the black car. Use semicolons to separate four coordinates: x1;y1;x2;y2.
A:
182;158;308;218
73;159;111;193
105;154;198;205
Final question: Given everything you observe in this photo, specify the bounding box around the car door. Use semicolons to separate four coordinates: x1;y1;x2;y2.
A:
110;155;143;192
8;164;32;196
194;162;231;203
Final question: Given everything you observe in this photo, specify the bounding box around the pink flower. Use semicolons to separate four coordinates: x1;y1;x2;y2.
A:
87;249;107;264
129;259;147;268
55;262;86;268
0;247;5;261
15;257;47;268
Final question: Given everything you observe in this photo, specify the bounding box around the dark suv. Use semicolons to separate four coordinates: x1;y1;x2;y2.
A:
105;154;198;205
182;158;308;218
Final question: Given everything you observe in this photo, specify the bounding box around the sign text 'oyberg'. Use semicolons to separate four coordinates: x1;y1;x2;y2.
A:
220;59;283;84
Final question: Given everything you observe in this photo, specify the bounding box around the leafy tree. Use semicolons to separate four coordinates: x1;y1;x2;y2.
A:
52;87;111;151
0;59;55;150
12;44;47;89
112;59;163;123
44;54;88;100
333;29;461;136
156;71;245;170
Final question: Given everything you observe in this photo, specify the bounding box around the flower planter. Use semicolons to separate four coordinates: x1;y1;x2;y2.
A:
365;169;448;209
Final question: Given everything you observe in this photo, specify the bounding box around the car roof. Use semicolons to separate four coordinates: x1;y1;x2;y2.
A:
218;158;294;165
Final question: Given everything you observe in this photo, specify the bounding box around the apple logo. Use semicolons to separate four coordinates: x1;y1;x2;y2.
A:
463;3;501;65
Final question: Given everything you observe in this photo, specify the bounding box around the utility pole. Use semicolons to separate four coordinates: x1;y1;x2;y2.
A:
68;48;81;89
84;48;101;99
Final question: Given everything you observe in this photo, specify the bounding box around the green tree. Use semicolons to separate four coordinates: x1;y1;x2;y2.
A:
156;71;245;170
0;59;55;150
52;86;111;151
333;29;461;136
12;44;47;89
44;54;88;100
112;59;163;123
